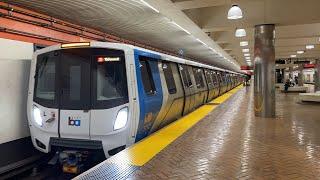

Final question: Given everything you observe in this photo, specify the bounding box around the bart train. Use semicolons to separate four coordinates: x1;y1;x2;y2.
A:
27;42;243;158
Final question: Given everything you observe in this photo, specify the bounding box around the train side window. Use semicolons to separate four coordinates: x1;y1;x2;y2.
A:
179;64;192;87
162;62;177;94
205;69;213;85
193;67;205;89
217;72;223;84
211;71;217;86
199;69;205;88
186;66;193;87
221;73;225;83
139;59;156;95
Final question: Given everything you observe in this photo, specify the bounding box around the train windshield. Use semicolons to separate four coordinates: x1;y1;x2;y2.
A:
34;48;128;109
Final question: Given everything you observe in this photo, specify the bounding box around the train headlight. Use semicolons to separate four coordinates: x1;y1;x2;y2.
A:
33;106;43;127
114;107;128;130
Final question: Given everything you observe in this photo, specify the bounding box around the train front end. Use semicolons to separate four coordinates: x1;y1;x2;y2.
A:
27;42;136;161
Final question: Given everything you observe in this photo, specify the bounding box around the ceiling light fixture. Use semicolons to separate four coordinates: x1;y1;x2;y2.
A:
306;45;314;49
242;48;249;53
171;21;191;35
244;53;250;57
140;0;159;13
240;41;248;46
297;50;304;54
290;55;297;58
235;28;246;37
227;5;243;20
245;57;250;60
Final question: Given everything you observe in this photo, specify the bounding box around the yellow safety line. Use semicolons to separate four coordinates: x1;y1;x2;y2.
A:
120;85;243;166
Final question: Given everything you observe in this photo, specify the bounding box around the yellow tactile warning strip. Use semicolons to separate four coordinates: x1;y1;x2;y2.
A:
122;85;244;166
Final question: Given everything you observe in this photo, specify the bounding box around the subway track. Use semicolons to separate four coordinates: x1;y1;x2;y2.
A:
1;152;104;180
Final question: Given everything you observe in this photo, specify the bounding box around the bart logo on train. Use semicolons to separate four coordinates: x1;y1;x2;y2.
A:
68;117;81;126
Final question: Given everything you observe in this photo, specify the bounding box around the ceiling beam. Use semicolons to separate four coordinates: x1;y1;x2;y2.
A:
174;0;227;10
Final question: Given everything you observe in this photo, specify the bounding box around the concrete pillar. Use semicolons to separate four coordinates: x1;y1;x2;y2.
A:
298;64;304;86
254;24;275;118
315;60;320;92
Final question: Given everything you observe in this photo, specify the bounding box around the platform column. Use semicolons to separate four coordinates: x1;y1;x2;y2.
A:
298;64;304;86
254;24;275;118
315;59;320;92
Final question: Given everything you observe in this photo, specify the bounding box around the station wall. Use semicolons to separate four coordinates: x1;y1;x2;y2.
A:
0;38;33;144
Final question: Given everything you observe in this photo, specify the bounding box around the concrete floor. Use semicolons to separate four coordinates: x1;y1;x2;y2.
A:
130;86;320;179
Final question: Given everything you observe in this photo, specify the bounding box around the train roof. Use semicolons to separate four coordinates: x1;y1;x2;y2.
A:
120;42;239;74
34;41;242;75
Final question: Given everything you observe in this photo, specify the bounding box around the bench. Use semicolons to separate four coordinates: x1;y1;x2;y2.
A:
280;86;308;93
298;92;320;102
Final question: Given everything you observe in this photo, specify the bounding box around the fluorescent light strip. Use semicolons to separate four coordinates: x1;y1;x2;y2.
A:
171;21;191;35
242;48;249;53
306;45;314;49
240;41;248;46
140;0;159;13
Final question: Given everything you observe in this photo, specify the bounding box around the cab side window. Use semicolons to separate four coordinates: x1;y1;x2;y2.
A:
139;58;156;95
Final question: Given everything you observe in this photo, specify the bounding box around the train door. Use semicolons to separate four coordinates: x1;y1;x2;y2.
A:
211;71;219;98
200;69;208;104
59;51;91;139
221;73;227;93
217;72;223;95
204;69;214;102
179;64;193;115
150;61;185;132
187;66;197;110
134;52;163;142
226;74;230;91
192;67;207;106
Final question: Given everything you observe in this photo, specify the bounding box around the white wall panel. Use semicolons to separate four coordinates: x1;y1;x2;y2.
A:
0;38;33;144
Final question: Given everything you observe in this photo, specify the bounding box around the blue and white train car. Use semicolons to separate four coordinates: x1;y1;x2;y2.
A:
27;42;242;160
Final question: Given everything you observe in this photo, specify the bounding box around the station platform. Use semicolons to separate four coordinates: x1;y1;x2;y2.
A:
76;85;320;179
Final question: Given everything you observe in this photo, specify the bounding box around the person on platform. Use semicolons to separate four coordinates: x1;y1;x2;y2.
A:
284;79;290;93
245;75;251;86
294;75;298;86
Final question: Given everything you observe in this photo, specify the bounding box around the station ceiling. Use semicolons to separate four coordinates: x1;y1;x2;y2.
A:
173;0;320;65
3;0;240;71
3;0;320;70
